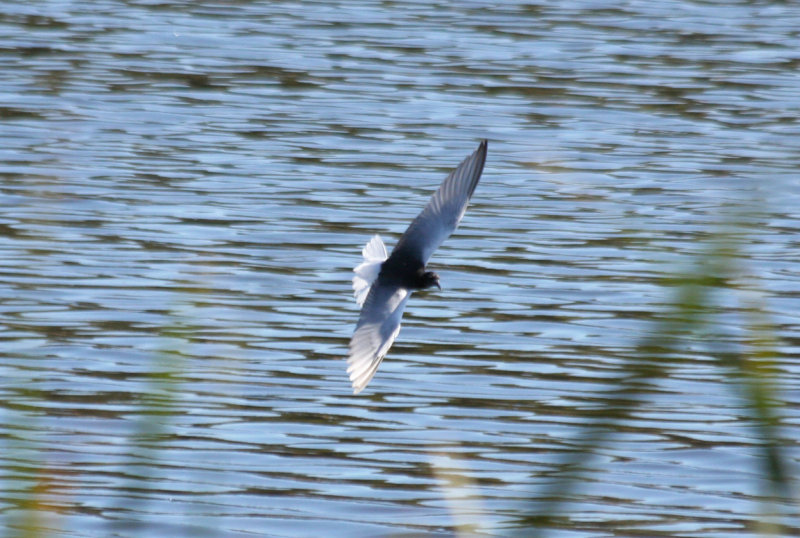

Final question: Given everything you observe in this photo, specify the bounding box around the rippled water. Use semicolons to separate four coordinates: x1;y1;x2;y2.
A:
2;1;800;536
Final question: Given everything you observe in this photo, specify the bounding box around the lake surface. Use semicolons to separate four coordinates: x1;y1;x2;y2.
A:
2;1;800;536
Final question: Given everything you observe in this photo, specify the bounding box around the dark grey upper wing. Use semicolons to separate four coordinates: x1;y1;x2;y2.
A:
347;282;410;394
391;140;487;265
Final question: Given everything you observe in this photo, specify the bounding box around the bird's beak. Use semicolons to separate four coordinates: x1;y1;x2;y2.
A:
435;281;442;290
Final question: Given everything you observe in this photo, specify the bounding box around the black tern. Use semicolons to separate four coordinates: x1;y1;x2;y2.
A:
347;140;488;394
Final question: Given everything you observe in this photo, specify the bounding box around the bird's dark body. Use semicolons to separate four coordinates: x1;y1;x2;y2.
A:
376;252;438;291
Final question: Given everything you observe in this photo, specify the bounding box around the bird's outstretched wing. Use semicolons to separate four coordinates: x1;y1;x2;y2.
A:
347;283;410;394
391;140;487;265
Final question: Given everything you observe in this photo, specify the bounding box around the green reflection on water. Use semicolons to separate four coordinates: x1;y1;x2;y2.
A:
517;219;796;537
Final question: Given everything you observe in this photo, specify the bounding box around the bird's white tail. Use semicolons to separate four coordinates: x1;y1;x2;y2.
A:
352;235;388;306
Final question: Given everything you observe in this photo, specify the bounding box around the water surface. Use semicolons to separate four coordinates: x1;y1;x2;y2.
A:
2;1;800;536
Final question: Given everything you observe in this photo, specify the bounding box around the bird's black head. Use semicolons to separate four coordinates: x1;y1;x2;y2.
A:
420;271;441;290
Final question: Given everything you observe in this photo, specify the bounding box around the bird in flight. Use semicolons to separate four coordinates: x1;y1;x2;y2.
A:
347;140;488;394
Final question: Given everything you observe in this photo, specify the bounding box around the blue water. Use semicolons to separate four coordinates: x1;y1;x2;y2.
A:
1;1;799;536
